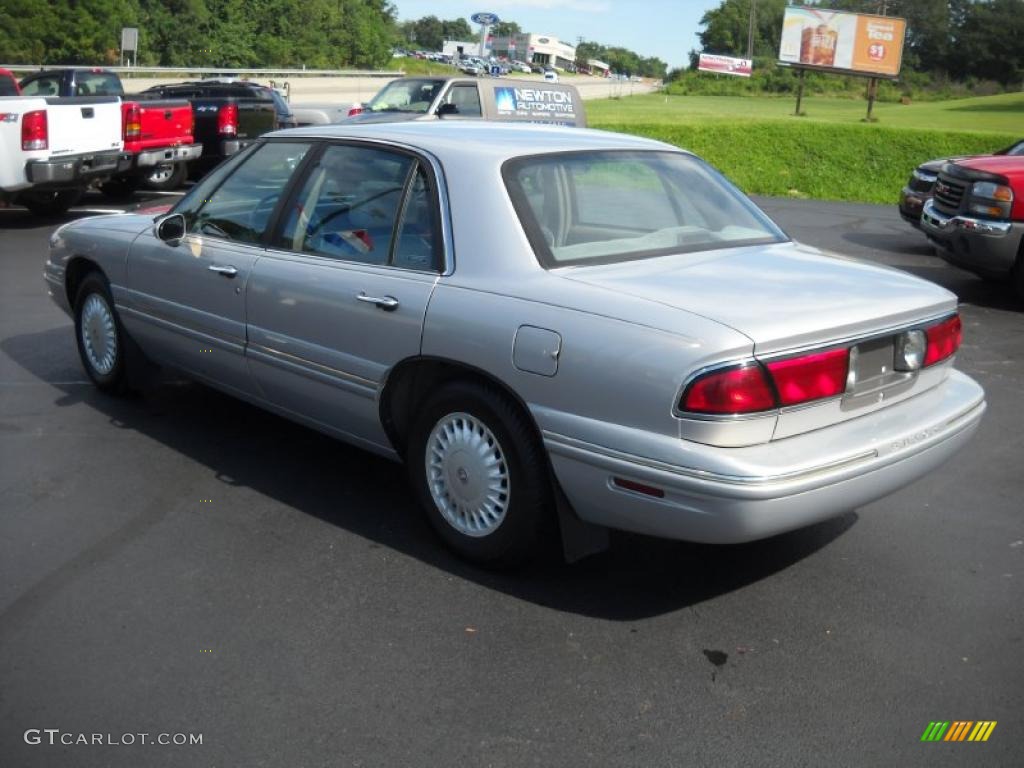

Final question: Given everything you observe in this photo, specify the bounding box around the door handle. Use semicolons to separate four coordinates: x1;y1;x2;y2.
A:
208;264;238;278
356;293;399;311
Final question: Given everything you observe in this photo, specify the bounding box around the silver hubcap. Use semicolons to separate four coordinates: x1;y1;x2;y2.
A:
80;293;117;375
426;412;510;537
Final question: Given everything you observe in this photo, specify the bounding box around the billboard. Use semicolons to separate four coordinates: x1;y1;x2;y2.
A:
778;6;906;78
698;54;752;78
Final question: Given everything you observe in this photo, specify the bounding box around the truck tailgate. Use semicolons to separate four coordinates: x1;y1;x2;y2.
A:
132;99;194;151
44;96;123;156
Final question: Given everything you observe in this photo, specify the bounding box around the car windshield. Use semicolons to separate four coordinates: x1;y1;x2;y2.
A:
504;150;787;268
0;75;17;96
365;79;444;114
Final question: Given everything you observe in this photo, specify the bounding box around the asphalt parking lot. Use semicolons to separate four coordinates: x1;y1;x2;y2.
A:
1;191;1021;767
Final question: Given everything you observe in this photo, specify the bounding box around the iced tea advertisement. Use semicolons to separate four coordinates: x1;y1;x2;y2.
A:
778;6;906;78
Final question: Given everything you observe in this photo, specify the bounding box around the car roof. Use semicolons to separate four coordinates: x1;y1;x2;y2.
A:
265;121;681;163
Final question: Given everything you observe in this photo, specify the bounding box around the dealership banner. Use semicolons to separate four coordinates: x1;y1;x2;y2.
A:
697;54;752;78
778;6;906;78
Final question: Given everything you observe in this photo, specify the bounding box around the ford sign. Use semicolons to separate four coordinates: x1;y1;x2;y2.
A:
471;12;500;25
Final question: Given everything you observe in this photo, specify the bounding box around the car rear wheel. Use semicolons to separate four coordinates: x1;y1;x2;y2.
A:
141;162;186;192
1013;243;1024;302
407;381;552;565
74;273;130;394
19;189;82;216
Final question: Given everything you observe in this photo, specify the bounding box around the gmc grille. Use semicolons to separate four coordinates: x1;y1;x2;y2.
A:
932;175;966;213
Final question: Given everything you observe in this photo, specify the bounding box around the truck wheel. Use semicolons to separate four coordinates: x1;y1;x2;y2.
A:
140;162;186;192
1013;244;1024;302
99;177;137;200
407;381;552;566
19;189;82;216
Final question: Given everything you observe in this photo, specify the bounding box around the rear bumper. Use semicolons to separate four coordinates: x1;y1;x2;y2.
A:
136;143;203;167
25;150;122;187
546;370;985;544
921;199;1021;277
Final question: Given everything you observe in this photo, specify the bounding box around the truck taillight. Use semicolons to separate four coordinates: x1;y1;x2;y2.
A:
124;103;141;140
217;103;238;136
924;314;962;366
347;104;364;117
22;109;47;150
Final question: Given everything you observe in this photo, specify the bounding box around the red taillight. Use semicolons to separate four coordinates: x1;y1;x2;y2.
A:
924;314;962;366
347;104;364;117
681;364;776;415
124;102;141;140
765;348;849;406
22;109;47;151
217;103;238;136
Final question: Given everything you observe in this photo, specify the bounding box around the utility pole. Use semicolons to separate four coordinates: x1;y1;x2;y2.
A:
746;0;757;60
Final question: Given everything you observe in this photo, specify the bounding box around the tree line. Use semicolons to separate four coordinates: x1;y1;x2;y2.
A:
0;2;668;78
688;0;1024;87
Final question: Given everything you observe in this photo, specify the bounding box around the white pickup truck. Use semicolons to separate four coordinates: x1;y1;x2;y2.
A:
0;95;123;214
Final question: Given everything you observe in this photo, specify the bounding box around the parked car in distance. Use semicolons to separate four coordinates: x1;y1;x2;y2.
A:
920;155;1024;299
45;121;985;565
0;94;123;214
543;69;559;83
0;67;21;95
346;77;586;127
139;81;278;174
899;139;1024;227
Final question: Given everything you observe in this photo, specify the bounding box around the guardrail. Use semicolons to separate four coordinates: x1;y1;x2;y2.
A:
0;65;404;78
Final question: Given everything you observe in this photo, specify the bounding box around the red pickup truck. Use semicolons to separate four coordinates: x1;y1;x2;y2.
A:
920;155;1024;300
101;99;202;195
18;68;201;194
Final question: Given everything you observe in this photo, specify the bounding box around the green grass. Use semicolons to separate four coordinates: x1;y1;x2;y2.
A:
588;92;1022;204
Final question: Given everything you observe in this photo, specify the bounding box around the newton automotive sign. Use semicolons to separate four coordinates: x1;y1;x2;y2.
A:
495;87;576;117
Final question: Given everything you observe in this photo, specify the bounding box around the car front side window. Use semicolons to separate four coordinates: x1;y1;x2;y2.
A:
183;142;312;244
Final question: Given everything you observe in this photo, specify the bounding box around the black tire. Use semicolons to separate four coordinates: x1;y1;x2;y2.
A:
73;273;130;394
1013;243;1024;302
407;381;552;566
19;189;82;216
99;177;137;200
140;162;186;192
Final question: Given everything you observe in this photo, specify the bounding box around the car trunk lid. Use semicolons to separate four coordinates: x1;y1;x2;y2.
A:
555;241;956;355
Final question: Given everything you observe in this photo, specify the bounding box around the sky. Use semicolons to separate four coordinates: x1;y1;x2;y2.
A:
390;0;724;70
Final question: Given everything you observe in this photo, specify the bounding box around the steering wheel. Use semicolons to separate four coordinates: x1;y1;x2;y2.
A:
306;186;404;237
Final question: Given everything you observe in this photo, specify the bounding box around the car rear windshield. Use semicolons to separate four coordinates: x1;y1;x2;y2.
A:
504;150;787;268
365;79;445;114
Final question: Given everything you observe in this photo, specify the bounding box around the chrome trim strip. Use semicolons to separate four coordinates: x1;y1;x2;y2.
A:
246;342;378;396
118;305;244;353
542;430;878;487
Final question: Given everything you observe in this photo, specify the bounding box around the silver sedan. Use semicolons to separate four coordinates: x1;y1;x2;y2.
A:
44;122;986;565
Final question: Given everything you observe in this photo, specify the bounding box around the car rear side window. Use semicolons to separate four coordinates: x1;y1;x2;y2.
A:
278;144;418;267
185;142;312;243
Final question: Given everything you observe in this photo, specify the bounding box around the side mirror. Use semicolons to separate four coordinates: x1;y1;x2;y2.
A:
436;102;458;117
155;213;186;245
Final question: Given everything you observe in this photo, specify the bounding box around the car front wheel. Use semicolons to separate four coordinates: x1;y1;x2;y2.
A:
408;381;552;565
74;273;130;393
